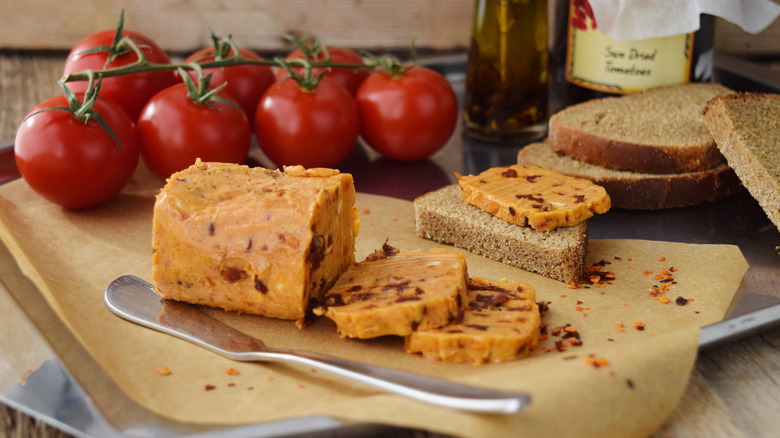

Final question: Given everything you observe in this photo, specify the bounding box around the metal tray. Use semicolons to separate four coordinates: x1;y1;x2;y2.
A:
1;53;779;437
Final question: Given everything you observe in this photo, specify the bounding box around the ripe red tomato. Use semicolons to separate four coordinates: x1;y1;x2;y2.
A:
14;95;140;209
255;77;359;168
276;46;369;96
63;29;176;121
183;47;275;122
356;65;458;161
137;83;251;180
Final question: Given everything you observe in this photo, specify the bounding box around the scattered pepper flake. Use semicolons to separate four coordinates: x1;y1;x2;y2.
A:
583;355;609;368
675;296;689;306
297;383;306;389
226;368;240;375
657;296;670;304
632;321;646;331
362;209;371;215
658;256;666;262
205;384;216;391
626;379;635;389
156;366;172;376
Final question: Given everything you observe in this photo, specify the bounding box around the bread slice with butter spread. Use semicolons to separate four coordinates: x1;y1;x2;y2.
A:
414;185;588;283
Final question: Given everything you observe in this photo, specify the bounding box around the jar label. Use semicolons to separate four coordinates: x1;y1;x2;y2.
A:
565;1;693;94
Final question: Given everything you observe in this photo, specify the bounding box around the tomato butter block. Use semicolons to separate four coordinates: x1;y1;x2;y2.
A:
151;161;360;321
458;164;611;231
314;243;468;339
405;277;540;365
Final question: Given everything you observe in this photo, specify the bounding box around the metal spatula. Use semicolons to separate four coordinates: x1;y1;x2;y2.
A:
104;275;531;414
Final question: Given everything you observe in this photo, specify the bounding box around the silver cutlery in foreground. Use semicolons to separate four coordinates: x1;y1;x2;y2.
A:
104;275;532;414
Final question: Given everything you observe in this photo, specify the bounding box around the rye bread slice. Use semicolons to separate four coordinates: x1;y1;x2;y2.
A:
517;141;743;210
414;185;587;283
702;92;780;231
548;83;733;174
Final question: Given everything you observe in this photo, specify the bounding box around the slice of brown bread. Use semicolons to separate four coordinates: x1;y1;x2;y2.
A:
517;141;743;210
702;92;780;231
548;83;733;174
414;185;587;283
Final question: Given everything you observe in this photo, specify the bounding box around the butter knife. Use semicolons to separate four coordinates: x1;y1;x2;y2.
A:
104;275;531;414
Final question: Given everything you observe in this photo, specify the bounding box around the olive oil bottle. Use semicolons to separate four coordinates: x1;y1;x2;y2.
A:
549;0;714;112
463;0;549;144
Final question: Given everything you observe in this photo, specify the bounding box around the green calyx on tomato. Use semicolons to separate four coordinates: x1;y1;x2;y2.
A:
274;57;330;93
361;40;419;79
73;9;134;62
178;66;242;112
24;75;124;150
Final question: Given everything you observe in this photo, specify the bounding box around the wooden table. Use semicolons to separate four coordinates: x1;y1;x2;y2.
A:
1;50;780;438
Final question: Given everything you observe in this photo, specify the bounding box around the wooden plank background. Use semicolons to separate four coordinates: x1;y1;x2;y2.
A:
0;1;778;54
0;1;474;53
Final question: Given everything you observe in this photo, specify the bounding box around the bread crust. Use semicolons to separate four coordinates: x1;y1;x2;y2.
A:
517;142;743;210
547;83;733;174
548;116;726;174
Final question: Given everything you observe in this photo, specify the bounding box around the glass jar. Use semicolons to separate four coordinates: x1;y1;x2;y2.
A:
462;0;549;144
549;0;714;112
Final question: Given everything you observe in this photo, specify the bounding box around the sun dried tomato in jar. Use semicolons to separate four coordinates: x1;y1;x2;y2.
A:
462;0;549;145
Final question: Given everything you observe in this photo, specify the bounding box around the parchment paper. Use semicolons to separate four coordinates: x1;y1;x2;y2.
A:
0;164;748;438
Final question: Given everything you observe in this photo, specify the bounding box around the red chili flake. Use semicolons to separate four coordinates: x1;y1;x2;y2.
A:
228;383;236;387
583;355;609;368
632;321;646;331
626;379;635;389
205;384;216;391
226;368;240;375
156;366;172;376
675;296;689;306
